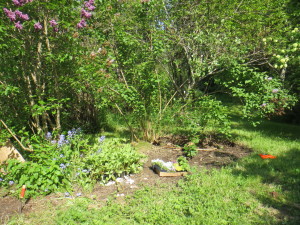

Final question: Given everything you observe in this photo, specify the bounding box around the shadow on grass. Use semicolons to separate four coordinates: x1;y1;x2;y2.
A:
232;148;300;224
232;119;300;141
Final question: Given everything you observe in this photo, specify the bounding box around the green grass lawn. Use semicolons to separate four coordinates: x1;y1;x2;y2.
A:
8;120;300;225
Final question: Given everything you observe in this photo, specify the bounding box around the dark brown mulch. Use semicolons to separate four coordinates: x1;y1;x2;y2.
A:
0;140;252;219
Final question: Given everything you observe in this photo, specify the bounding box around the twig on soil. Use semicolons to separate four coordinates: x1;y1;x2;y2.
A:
196;148;217;151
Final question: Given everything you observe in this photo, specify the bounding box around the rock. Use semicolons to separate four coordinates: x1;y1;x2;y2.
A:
0;141;25;173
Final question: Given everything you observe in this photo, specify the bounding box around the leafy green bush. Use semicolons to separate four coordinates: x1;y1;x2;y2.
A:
177;156;191;171
0;130;144;197
182;143;198;158
78;138;144;183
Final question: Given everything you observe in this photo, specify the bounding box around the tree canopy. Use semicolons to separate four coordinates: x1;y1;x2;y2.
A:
0;0;299;139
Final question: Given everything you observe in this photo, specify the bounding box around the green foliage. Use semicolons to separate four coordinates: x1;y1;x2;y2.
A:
7;119;300;225
182;143;197;159
0;131;144;197
76;138;144;185
218;63;297;123
1;159;67;197
0;128;10;145
177;156;190;172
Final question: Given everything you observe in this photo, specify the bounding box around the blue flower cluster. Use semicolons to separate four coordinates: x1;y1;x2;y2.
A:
0;178;15;186
67;128;82;140
46;128;82;148
98;135;106;143
58;134;69;147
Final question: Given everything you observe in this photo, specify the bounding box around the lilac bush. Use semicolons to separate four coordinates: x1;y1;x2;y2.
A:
3;0;97;31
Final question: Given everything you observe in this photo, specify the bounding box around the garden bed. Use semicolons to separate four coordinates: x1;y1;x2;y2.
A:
0;140;252;219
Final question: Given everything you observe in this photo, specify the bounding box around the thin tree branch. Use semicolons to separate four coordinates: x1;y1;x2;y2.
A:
0;119;33;152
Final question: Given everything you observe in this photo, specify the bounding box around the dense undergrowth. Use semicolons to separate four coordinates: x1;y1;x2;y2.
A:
0;131;144;198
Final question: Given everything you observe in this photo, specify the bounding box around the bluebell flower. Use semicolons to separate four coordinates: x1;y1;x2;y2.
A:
45;132;52;140
97;148;102;154
60;154;64;158
76;192;82;197
64;192;70;197
98;135;106;143
9;180;14;186
58;134;66;147
60;163;67;169
51;140;57;144
53;158;57;161
67;128;82;140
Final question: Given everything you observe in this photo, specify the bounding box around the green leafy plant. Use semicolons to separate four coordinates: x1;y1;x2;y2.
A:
176;156;190;172
183;143;198;158
79;138;144;183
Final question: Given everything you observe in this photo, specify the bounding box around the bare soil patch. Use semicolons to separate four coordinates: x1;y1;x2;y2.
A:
0;139;251;220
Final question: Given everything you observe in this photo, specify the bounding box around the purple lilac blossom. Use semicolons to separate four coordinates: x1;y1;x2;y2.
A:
3;8;16;21
15;10;22;17
87;5;96;11
34;22;43;30
77;19;87;29
13;0;32;6
49;19;58;27
20;13;29;20
15;10;29;20
272;89;279;93
84;1;92;8
81;9;92;19
53;27;59;32
15;21;23;30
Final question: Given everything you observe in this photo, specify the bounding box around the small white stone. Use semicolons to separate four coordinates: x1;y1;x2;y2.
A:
105;181;116;186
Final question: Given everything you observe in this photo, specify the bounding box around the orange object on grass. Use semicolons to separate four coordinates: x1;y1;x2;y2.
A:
20;185;26;198
259;154;276;159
